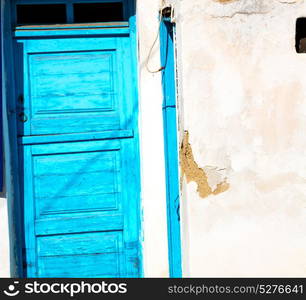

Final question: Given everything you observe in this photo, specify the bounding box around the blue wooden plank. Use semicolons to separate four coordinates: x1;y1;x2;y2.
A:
23;145;37;277
38;253;123;278
160;19;182;278
33;150;121;215
30;138;120;155
15;22;129;30
36;231;125;277
22;34;118;51
35;213;124;236
37;231;123;256
122;2;143;277
14;27;130;38
18;129;133;144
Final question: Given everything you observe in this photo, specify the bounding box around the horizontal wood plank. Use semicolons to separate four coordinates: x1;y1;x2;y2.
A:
19;130;133;144
35;213;123;236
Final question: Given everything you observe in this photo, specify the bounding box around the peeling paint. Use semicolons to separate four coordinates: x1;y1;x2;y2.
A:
180;131;230;198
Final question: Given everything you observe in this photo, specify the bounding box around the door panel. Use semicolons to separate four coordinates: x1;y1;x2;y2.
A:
15;30;141;277
18;37;130;135
23;138;140;278
33;148;121;216
37;231;124;278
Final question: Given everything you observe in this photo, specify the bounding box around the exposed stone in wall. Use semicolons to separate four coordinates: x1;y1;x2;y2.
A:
180;131;229;198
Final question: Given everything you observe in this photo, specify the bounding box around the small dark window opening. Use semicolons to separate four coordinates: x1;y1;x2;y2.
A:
73;3;124;23
296;18;306;53
16;4;67;25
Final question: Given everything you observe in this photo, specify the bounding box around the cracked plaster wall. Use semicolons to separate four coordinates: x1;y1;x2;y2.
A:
171;0;306;277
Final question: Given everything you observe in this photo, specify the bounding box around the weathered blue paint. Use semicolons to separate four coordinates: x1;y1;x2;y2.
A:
14;25;129;37
15;35;133;136
3;0;142;278
22;137;141;277
160;18;182;278
125;0;144;278
15;22;129;30
18;130;134;145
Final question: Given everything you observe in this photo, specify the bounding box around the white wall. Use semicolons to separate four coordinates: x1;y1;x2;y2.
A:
174;0;306;277
136;0;169;277
0;197;9;277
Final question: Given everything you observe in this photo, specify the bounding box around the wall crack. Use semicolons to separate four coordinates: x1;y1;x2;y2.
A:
210;10;270;19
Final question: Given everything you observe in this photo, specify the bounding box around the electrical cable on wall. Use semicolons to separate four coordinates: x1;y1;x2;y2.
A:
145;4;175;74
145;10;164;74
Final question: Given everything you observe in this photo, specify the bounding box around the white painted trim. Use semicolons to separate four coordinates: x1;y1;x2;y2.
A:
0;197;10;277
136;0;170;278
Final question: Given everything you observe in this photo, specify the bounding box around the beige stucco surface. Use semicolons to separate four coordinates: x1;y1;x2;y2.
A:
173;0;306;276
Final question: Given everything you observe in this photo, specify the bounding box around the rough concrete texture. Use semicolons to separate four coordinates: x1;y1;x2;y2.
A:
173;0;306;277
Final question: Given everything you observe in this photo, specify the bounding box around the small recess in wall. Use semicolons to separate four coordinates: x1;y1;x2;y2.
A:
296;18;306;53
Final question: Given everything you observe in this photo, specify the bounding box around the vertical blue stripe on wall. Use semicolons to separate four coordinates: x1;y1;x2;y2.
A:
160;18;182;278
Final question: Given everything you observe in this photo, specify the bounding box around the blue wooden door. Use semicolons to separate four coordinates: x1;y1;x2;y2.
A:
15;30;141;277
